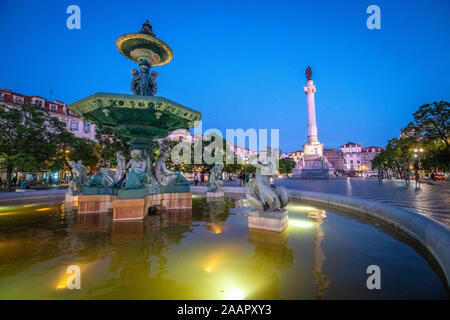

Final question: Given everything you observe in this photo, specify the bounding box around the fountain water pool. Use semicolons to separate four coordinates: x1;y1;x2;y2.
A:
0;196;447;299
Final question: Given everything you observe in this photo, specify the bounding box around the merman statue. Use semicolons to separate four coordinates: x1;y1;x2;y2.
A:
246;154;290;211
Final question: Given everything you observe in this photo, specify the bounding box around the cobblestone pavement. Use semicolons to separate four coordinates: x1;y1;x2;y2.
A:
271;178;450;227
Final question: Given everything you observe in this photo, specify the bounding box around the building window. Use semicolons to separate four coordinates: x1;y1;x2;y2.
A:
70;121;78;131
83;121;90;133
50;104;57;111
350;160;353;164
14;96;24;104
357;160;360;164
0;93;4;101
33;99;44;107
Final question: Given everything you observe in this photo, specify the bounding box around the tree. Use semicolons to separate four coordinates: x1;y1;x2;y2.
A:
278;157;296;175
0;104;69;190
95;125;130;167
409;101;449;152
68;138;101;173
374;101;449;175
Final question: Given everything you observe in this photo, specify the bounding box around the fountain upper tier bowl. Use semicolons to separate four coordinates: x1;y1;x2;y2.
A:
116;32;173;66
68;92;201;145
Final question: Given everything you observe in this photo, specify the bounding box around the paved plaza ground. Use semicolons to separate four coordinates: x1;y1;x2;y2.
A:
1;178;448;226
222;178;449;226
272;178;450;226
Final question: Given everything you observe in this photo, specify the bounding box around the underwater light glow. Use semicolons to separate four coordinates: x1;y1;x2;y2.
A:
0;212;18;217
203;251;227;273
225;288;245;300
287;205;319;212
289;219;314;228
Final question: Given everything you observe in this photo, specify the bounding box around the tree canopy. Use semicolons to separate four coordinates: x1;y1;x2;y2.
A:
373;101;449;174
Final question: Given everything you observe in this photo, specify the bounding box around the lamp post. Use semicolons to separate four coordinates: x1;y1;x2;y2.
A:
413;147;424;175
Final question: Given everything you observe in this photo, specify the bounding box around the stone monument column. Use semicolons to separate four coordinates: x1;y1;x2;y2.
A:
304;67;318;144
292;66;334;178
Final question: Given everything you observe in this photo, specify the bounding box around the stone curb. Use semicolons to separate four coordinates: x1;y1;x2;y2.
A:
190;186;450;287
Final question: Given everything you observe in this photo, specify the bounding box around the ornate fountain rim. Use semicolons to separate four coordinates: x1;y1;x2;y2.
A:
68;92;201;123
116;32;173;66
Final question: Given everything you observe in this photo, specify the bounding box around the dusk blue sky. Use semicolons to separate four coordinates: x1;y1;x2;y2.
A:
1;0;449;152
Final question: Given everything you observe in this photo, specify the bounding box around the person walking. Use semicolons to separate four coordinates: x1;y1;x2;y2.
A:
414;171;420;189
404;170;411;187
200;173;205;186
194;173;198;186
430;171;435;181
377;170;383;184
12;176;17;187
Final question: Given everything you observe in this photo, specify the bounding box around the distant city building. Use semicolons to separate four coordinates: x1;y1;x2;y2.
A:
289;149;303;163
340;142;362;172
323;148;344;172
362;146;384;172
0;89;96;141
340;142;383;174
168;129;258;163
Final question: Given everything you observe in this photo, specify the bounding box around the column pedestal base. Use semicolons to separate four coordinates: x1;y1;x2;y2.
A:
248;209;288;232
112;192;193;221
206;191;224;198
78;195;116;213
64;193;79;208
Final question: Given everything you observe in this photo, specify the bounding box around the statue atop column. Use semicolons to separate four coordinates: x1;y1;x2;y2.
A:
306;66;312;80
139;20;156;37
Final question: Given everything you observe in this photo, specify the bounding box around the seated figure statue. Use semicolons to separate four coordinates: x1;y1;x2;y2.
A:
207;163;224;192
155;146;188;186
85;151;127;189
114;151;127;185
86;168;115;187
123;149;148;189
68;160;88;195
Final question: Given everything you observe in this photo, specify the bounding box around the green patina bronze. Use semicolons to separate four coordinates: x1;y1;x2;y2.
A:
68;92;201;148
67;20;201;199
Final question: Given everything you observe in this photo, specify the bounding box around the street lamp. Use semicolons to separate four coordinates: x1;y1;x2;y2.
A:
413;147;424;171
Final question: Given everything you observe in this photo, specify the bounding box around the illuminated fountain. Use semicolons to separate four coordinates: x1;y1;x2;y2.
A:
68;21;201;220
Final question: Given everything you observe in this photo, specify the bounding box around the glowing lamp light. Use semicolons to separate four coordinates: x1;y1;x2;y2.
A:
36;208;51;212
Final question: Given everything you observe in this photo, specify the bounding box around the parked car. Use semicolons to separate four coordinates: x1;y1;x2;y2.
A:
434;173;447;181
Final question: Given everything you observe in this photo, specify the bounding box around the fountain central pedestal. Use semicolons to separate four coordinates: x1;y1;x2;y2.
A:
67;21;201;220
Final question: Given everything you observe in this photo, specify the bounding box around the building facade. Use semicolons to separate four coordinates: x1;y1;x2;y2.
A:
0;89;96;140
289;150;303;163
362;146;384;172
323;148;344;172
340;142;383;175
0;89;97;185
